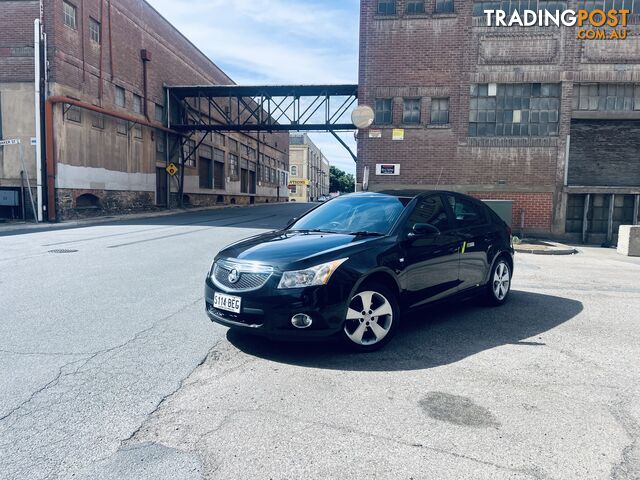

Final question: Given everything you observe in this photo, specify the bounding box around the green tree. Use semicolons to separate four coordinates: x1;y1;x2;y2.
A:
330;166;355;194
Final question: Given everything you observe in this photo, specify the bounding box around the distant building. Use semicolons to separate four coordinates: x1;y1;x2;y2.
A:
0;0;289;221
358;0;640;243
289;134;330;202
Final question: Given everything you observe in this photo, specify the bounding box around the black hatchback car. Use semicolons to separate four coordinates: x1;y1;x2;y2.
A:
205;191;514;352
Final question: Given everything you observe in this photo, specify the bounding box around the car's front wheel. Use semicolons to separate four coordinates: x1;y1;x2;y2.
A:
486;257;512;306
342;284;399;352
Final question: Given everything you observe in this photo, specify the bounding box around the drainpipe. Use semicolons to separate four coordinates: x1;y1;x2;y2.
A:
45;96;179;221
140;49;151;120
34;19;44;222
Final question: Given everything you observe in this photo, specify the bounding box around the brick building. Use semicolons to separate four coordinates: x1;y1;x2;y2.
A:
0;0;289;221
288;134;330;202
358;0;640;242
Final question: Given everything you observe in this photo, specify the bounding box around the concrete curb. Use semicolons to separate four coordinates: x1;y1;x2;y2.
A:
0;203;285;235
514;241;578;256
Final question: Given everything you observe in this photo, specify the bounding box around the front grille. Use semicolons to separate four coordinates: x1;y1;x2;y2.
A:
213;261;272;292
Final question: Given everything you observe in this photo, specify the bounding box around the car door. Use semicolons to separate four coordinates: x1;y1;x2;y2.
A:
444;194;492;292
399;194;461;309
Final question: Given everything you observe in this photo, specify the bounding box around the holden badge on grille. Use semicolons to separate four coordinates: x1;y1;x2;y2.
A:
228;269;240;284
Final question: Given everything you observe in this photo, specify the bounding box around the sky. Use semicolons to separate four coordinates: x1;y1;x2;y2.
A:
147;0;360;175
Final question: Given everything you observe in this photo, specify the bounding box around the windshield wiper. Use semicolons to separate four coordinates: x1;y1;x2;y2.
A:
289;229;339;234
349;231;385;237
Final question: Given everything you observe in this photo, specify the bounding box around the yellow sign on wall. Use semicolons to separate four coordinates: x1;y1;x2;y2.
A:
166;163;178;176
392;129;405;141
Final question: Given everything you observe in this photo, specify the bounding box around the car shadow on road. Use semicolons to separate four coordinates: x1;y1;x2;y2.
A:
226;290;583;372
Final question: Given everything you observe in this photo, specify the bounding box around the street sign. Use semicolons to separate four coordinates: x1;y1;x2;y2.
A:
0;139;21;146
166;163;178;176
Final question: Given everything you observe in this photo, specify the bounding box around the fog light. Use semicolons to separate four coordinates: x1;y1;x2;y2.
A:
291;314;313;329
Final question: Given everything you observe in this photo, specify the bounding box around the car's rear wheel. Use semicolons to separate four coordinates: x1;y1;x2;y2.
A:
342;284;399;352
486;257;512;306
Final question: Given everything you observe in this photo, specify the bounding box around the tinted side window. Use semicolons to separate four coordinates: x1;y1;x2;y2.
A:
407;195;451;232
447;195;486;228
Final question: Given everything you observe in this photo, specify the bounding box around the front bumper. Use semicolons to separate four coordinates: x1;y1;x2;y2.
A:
204;274;351;341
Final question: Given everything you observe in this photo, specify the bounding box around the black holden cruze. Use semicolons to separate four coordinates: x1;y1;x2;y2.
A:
205;191;514;352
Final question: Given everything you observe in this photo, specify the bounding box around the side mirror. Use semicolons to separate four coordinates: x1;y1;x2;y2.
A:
410;223;440;237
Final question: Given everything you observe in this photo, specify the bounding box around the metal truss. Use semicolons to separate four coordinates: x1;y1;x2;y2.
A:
166;84;359;133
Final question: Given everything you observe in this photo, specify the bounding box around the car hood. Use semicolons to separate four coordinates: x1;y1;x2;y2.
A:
218;230;379;268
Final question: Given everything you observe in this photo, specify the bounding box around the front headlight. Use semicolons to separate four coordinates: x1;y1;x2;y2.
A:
278;258;348;289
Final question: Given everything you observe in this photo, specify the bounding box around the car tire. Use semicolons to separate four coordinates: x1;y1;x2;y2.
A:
341;283;400;353
485;257;512;306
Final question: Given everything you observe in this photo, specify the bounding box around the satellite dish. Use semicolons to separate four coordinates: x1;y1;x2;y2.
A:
351;105;375;129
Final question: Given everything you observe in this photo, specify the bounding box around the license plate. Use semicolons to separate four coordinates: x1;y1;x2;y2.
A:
213;292;242;313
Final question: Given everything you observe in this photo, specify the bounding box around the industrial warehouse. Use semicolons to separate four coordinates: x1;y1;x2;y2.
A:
0;0;290;222
357;0;640;243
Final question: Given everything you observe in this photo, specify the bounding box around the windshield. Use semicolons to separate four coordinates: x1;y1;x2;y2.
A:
289;195;410;235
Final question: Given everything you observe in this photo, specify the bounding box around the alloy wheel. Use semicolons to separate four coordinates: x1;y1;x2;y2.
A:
493;262;511;301
344;291;394;346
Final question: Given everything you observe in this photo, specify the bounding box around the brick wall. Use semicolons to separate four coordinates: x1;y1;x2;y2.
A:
568;120;640;187
469;191;554;231
0;1;39;82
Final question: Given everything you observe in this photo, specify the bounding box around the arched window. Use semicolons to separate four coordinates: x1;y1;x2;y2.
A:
75;193;101;209
290;165;298;177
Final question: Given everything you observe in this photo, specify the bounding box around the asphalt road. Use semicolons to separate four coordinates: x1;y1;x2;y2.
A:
1;204;639;479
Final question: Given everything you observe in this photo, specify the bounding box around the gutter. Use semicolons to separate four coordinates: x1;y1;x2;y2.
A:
45;95;180;222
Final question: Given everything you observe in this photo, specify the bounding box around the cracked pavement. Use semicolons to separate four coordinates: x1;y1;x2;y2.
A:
1;205;640;479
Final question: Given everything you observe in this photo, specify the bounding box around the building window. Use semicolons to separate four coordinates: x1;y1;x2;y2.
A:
229;138;238;152
156;130;166;161
183;139;197;168
116;119;127;135
115;86;126;108
430;98;450;125
577;1;639;14
89;17;100;44
434;0;455;13
469;83;561;137
155;103;165;123
91;112;104;129
229;153;239;178
213;132;225;146
565;194;586;233
64;104;81;123
199;147;213;189
377;0;396;15
573;84;640;112
473;1;568;16
291;165;298;176
214;148;225;190
374;99;393;124
289;185;297;194
63;1;77;29
133;94;142;114
406;1;425;14
403;98;421;124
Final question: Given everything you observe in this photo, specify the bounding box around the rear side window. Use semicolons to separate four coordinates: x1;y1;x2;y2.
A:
446;195;487;228
407;195;452;232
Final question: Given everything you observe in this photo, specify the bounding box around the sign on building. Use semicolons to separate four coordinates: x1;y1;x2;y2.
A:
376;164;401;176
